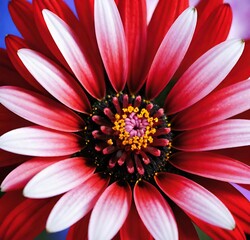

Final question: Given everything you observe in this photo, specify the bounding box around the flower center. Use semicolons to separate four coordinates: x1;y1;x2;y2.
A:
82;93;172;183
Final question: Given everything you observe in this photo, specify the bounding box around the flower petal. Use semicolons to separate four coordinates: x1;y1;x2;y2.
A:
118;0;147;93
94;0;128;92
175;3;232;78
46;173;109;232
0;126;83;157
173;79;250;130
173;119;250;151
170;152;250;184
120;202;153;240
1;156;67;191
23;157;94;198
0;197;57;240
42;9;105;99
134;180;178;240
155;173;235;230
0;86;84;132
88;182;132;240
18;48;91;113
146;7;197;99
165;39;244;115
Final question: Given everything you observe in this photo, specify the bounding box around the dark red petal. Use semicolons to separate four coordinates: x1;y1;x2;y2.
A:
8;0;50;55
120;201;153;240
175;3;232;79
145;0;188;71
118;0;147;94
5;35;46;93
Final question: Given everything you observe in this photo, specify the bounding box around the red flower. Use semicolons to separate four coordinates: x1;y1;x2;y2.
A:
0;0;250;239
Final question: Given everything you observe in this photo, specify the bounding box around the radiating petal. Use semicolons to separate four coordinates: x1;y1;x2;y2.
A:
170;152;250;184
42;9;105;99
18;48;91;113
165;39;244;114
196;178;250;234
23;157;94;198
118;0;147;93
94;0;128;92
145;0;188;70
46;173;109;232
5;35;46;93
0;86;84;132
0;197;57;240
134;180;178;240
173;119;250;151
173;79;250;130
146;7;197;99
0;126;83;157
1;156;67;191
175;3;232;78
8;0;50;55
88;182;132;240
155;173;235;230
120;202;153;240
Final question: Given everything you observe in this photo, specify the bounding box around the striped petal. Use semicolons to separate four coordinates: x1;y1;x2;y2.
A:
42;9;105;99
94;0;128;92
46;173;109;232
155;173;235;230
134;181;178;240
146;7;197;99
173;119;250;151
0;126;83;157
165;39;245;115
118;0;147;93
18;48;91;113
0;86;84;132
23;157;94;198
88;182;132;240
170;152;250;184
173;79;250;130
1;156;67;191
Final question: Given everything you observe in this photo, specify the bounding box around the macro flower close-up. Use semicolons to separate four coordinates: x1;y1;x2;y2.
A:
0;0;250;239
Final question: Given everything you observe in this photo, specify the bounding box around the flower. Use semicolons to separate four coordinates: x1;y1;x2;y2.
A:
0;0;250;239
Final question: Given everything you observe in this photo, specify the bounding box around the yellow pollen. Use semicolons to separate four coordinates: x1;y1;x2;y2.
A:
112;106;158;151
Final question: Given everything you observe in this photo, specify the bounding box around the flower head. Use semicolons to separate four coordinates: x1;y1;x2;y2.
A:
0;0;250;239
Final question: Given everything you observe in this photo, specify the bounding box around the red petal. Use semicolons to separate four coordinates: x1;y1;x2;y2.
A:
173;120;250;151
165;39;244;115
134;180;178;240
42;9;105;99
155;173;235;230
1;156;66;191
94;0;128;92
146;7;197;99
170;152;250;184
120;201;153;240
0;197;58;240
175;4;232;78
5;35;46;93
0;86;85;132
195;178;250;234
18;48;91;113
118;0;147;93
0;126;83;157
88;182;132;240
46;173;109;232
23;157;94;198
173;79;250;130
145;0;188;71
8;0;50;55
